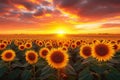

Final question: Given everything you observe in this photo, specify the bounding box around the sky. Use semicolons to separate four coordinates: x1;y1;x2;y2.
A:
0;0;120;34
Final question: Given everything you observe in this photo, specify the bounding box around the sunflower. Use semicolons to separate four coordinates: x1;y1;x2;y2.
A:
46;48;69;69
75;40;81;47
14;40;23;46
1;50;16;62
35;40;39;44
17;41;23;46
57;41;63;47
63;43;69;48
92;42;115;61
8;40;12;45
39;48;49;59
71;43;76;49
80;44;92;59
52;41;57;47
38;41;43;47
111;40;116;44
25;43;32;49
25;50;38;64
26;40;32;43
48;45;53;50
0;43;7;50
45;42;51;46
117;40;120;44
18;45;25;51
2;40;8;45
113;43;119;51
61;46;68;52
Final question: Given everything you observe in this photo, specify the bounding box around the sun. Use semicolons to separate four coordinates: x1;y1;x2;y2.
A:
56;29;67;37
57;30;66;34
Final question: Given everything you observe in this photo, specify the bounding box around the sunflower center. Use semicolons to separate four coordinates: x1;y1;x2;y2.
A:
51;51;64;64
64;44;68;47
18;42;22;45
28;53;36;61
47;45;52;50
3;41;7;44
26;44;30;47
39;42;42;45
42;50;48;56
62;47;67;51
59;42;62;45
5;52;12;59
82;46;91;56
72;45;75;48
0;44;5;48
95;44;109;56
113;44;118;50
76;41;80;45
20;46;24;49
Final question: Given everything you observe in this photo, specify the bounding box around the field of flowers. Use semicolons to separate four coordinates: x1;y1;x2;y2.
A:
0;39;120;80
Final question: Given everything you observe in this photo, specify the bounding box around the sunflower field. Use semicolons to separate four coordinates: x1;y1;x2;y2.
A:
0;39;120;80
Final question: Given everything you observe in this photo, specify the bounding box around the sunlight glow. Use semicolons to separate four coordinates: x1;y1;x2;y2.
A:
56;29;66;37
57;30;66;34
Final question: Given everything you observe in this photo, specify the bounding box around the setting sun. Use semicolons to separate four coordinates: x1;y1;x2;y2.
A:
57;30;66;34
52;26;69;34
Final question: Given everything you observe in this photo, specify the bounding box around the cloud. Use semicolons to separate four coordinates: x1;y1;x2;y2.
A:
0;0;56;22
101;23;120;28
54;0;120;22
0;0;120;34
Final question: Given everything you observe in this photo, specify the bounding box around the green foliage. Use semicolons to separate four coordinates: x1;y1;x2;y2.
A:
0;66;8;78
78;67;93;80
0;40;120;80
21;70;32;80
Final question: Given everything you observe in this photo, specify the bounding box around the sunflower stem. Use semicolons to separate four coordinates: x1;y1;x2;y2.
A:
57;69;61;80
8;61;11;71
33;64;36;80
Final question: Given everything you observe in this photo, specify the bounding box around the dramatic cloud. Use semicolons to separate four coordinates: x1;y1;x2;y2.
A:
0;0;120;34
54;0;120;21
101;23;120;28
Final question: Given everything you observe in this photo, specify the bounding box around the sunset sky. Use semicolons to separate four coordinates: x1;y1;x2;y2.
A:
0;0;120;34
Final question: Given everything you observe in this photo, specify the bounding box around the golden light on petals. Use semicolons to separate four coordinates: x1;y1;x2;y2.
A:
39;48;49;59
80;45;92;59
113;44;119;51
2;40;8;45
25;50;38;64
61;46;68;52
57;41;63;47
46;48;69;69
38;41;44;47
25;43;32;49
92;42;115;61
75;40;81;47
0;43;7;50
71;43;76;49
1;50;16;62
18;45;25;51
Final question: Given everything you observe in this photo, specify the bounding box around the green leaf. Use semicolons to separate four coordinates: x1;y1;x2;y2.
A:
12;62;28;68
21;70;32;80
90;64;108;74
7;69;21;80
78;67;93;80
65;64;76;75
40;65;55;80
105;67;120;80
0;66;7;78
47;75;57;80
67;75;76;80
73;60;85;71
